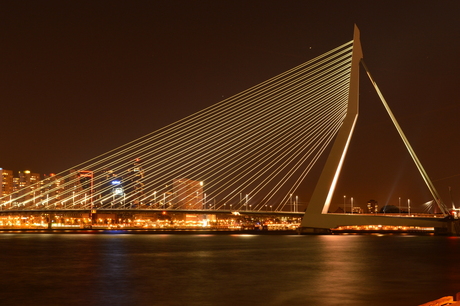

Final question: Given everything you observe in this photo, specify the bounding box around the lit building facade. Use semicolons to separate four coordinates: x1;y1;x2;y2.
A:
106;170;125;206
367;200;379;213
16;170;41;206
0;169;14;203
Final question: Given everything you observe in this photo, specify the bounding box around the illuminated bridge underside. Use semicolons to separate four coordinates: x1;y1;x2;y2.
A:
300;25;452;233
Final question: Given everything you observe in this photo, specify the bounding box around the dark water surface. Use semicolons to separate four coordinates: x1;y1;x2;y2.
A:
1;233;459;306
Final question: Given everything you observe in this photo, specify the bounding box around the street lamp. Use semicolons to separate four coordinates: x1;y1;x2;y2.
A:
343;195;346;214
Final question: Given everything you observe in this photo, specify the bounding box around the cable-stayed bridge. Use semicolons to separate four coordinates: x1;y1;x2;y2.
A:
1;25;458;234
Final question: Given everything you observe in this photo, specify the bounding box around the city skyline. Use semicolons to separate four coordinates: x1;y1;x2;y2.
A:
1;1;460;210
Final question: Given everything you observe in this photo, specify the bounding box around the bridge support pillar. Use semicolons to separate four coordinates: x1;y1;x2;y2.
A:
430;219;460;236
296;227;331;235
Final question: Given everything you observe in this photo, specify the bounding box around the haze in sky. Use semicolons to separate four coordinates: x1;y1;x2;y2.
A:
1;1;459;210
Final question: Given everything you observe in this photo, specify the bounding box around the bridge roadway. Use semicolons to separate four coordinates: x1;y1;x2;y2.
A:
0;208;304;217
0;208;446;220
0;208;450;221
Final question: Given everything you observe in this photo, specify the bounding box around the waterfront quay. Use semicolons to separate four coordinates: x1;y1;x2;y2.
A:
0;209;303;231
0;208;444;234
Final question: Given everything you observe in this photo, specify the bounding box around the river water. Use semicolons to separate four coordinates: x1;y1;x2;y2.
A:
1;233;459;306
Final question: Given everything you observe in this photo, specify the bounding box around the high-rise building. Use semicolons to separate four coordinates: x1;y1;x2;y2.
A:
0;169;13;203
92;169;126;208
16;170;41;207
41;173;65;208
172;178;204;209
126;159;144;206
66;169;86;208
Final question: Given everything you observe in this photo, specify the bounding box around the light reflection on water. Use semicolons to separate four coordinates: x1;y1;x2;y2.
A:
1;234;459;306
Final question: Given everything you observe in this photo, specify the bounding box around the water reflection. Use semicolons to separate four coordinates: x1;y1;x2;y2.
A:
0;234;459;305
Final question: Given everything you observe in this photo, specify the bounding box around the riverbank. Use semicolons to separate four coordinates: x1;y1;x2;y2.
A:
0;228;439;235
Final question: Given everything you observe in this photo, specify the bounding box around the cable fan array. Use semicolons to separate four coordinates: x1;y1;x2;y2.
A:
1;40;355;212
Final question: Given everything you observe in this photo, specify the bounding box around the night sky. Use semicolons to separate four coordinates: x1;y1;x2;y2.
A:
2;1;460;211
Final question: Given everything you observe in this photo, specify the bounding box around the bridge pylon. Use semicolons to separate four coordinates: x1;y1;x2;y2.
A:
298;25;454;235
